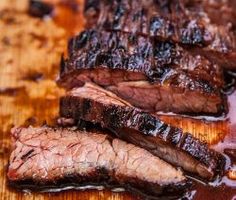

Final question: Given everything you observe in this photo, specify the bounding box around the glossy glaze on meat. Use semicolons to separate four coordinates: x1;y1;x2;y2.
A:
84;0;236;69
60;83;225;180
58;29;226;115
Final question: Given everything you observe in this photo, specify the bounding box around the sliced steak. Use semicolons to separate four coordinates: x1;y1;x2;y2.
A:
84;0;236;69
58;29;226;115
8;126;190;199
60;83;225;180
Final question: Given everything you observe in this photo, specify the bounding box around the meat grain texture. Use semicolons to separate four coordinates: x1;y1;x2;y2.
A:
8;126;189;198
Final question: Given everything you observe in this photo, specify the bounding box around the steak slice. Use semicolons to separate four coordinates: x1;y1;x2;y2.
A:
60;83;225;180
58;29;226;116
8;126;190;199
84;0;236;70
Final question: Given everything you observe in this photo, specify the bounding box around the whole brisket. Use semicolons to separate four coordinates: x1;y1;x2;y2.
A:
60;83;225;180
8;126;190;199
84;0;236;69
58;29;226;115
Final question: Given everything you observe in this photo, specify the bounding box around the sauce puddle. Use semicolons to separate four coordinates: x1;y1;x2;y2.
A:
188;91;236;200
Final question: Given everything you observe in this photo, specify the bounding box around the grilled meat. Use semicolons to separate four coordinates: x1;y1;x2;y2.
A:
84;0;236;69
60;83;225;180
58;29;226;115
8;126;190;199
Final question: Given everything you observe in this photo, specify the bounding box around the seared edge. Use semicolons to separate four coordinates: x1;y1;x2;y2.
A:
59;83;225;179
57;29;227;115
59;29;224;92
84;0;236;69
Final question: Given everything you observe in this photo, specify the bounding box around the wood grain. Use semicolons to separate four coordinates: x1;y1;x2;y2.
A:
0;1;231;199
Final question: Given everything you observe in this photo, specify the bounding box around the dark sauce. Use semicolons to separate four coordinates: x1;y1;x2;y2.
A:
224;149;236;164
222;70;236;95
29;0;54;18
0;87;25;96
188;91;236;200
21;72;44;82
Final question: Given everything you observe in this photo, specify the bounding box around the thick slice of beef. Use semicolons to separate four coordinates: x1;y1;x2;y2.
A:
60;83;225;180
58;29;226;115
84;0;236;69
8;126;190;199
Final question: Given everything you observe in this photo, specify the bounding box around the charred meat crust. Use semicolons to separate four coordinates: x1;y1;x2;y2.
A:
59;84;225;180
8;179;190;200
58;29;227;115
84;0;236;69
84;0;211;46
8;127;190;199
60;29;224;90
8;180;190;200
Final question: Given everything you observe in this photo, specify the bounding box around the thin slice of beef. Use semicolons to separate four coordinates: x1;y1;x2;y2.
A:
60;83;225;180
8;126;190;199
84;0;236;70
58;29;226;116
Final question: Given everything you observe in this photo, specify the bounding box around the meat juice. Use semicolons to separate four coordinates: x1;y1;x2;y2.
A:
190;91;236;200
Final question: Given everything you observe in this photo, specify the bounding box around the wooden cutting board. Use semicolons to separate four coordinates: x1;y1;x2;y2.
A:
0;1;235;199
